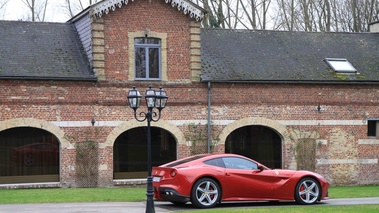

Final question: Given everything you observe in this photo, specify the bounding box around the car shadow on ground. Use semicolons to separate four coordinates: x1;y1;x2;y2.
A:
156;200;328;211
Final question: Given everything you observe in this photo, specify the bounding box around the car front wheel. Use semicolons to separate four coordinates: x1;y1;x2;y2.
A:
295;177;321;205
190;178;220;208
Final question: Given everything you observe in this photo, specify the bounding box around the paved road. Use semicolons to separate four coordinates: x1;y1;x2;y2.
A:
0;202;163;213
1;198;379;213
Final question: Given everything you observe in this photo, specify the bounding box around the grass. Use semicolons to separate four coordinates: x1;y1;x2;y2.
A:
0;188;145;204
0;185;378;212
329;185;379;198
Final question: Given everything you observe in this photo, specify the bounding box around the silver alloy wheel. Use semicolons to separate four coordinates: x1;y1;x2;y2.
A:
195;180;219;207
297;178;320;204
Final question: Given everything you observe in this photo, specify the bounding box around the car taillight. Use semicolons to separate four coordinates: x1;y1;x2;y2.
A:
170;169;177;177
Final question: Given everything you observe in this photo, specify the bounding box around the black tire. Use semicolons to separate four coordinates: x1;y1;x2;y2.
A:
295;177;321;205
190;178;220;208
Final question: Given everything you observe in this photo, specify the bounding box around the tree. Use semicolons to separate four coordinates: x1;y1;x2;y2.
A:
273;0;379;32
1;0;378;31
22;0;49;22
60;0;100;20
198;0;379;32
0;0;9;10
0;0;10;19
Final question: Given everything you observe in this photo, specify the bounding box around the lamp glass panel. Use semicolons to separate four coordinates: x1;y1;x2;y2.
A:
155;89;167;108
128;90;141;108
145;89;156;108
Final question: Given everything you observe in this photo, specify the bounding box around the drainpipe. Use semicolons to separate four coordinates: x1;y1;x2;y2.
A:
207;81;212;153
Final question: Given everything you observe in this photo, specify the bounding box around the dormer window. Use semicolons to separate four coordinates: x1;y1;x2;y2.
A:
324;58;357;73
135;37;161;80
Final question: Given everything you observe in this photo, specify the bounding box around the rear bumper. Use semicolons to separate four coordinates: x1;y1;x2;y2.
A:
154;187;190;203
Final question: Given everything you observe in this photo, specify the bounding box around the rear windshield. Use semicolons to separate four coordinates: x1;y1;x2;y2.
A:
165;155;208;167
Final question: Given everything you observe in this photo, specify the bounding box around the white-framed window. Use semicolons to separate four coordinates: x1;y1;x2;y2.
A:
128;32;167;81
368;119;379;137
134;37;161;80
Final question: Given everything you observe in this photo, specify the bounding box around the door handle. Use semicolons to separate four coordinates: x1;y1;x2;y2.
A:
225;172;231;176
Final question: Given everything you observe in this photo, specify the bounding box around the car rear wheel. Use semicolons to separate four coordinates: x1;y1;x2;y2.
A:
190;178;220;208
295;177;320;205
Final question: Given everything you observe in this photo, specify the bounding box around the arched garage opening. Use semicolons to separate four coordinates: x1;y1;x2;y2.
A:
113;126;177;179
225;125;282;169
0;127;60;184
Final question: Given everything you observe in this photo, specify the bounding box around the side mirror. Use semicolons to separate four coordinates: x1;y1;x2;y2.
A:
257;164;264;171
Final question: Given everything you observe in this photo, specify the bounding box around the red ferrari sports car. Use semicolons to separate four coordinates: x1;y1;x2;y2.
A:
152;153;330;208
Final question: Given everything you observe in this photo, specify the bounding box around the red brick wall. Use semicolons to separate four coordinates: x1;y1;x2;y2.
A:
1;82;378;186
102;0;192;82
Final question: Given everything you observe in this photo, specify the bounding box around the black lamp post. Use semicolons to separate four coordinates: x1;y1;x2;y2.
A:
127;86;168;213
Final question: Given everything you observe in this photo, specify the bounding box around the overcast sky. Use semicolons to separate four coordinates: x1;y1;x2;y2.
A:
1;0;91;22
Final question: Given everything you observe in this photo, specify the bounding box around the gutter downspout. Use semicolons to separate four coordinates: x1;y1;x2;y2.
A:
207;81;212;153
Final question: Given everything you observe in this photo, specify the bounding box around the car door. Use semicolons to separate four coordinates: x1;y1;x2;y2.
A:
221;157;276;199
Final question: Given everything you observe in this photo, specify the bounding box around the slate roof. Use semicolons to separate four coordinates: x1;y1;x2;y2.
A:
0;21;96;81
1;20;379;84
201;28;379;84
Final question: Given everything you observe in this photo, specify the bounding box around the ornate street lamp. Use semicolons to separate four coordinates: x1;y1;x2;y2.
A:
127;86;168;213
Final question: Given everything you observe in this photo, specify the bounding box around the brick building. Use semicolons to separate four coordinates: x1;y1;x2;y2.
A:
0;0;378;188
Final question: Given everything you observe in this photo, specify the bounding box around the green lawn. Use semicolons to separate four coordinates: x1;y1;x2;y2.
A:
0;185;378;212
0;188;145;204
329;185;379;198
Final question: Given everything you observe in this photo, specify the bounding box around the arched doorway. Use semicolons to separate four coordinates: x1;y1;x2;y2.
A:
113;127;177;179
0;127;60;184
225;125;282;168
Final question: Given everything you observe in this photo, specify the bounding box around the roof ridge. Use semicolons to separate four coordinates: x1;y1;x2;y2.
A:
201;28;378;35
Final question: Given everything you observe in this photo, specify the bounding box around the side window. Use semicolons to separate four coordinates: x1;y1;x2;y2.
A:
222;157;258;170
134;37;161;80
204;158;225;168
368;120;379;137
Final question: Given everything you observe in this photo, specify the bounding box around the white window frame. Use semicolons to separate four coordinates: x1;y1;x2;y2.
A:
128;31;167;81
134;37;161;80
